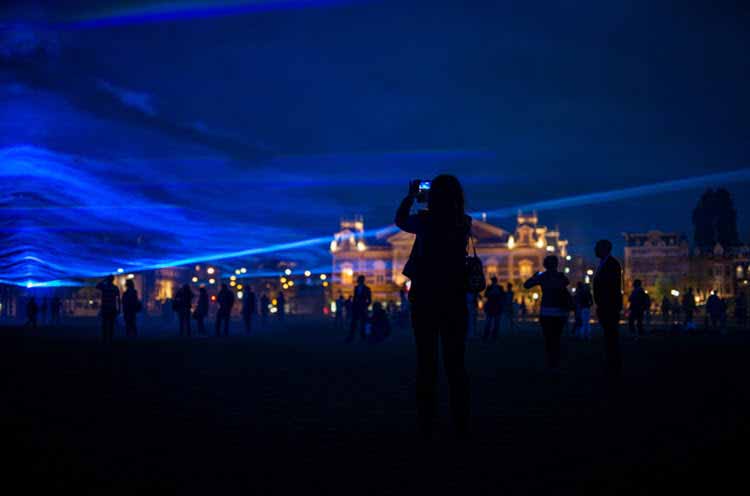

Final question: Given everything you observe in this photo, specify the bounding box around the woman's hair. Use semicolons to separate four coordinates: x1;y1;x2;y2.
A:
428;174;465;220
543;255;559;270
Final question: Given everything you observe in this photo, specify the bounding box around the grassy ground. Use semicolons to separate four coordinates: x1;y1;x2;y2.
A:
1;317;748;494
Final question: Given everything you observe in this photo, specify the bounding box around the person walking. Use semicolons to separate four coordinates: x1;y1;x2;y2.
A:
195;287;209;335
215;284;235;336
96;275;120;343
242;287;256;334
347;275;371;342
482;277;504;342
121;279;141;337
628;279;648;339
524;255;572;370
592;239;623;381
574;282;593;341
395;175;472;439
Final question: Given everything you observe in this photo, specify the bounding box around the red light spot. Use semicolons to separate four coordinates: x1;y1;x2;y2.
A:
323;307;330;315
210;295;217;302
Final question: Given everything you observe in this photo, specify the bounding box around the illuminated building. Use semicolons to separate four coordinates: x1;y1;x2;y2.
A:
331;212;576;303
623;231;690;298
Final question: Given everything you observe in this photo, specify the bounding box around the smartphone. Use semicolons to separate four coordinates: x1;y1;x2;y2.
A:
416;180;431;203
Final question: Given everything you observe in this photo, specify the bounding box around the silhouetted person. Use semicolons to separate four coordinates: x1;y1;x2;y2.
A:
706;292;722;334
524;255;571;370
661;295;671;326
277;291;286;321
505;283;515;333
25;297;38;329
335;292;346;329
369;301;391;344
593;240;623;380
195;287;209;335
347;276;371;342
260;293;270;325
735;292;748;329
242;287;256;334
574;282;593;341
482;277;504;342
177;284;194;337
122;279;141;337
51;296;62;325
215;284;234;336
628;279;648;339
96;275;120;343
40;297;48;325
395;175;471;439
682;288;696;330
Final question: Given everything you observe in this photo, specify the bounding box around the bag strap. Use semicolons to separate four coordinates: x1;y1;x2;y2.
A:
468;233;478;257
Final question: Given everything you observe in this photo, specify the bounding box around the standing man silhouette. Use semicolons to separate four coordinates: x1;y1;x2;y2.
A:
593;240;623;381
122;279;140;337
242;286;257;334
215;284;235;336
177;284;194;337
347;275;371;342
96;275;120;343
628;279;648;339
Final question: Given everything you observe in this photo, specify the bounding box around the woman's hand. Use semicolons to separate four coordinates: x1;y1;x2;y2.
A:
408;180;420;198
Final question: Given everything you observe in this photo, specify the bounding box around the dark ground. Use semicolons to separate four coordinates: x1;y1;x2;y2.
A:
1;317;748;495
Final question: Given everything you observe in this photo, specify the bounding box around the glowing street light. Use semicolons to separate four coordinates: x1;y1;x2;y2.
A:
288;281;294;287
117;268;124;273
586;269;594;276
319;274;327;281
671;289;680;297
284;268;292;276
192;276;199;283
209;278;216;284
241;267;247;273
207;267;215;275
304;270;312;277
230;275;237;281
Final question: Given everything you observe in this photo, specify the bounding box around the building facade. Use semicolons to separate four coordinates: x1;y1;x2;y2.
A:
330;212;579;304
622;231;690;298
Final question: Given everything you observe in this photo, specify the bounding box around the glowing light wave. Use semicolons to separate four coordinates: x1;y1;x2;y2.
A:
59;0;367;29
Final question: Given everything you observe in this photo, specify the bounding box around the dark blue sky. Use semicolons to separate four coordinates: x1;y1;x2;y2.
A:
1;0;749;284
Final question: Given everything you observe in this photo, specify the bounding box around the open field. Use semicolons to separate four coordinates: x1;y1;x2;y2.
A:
1;317;748;494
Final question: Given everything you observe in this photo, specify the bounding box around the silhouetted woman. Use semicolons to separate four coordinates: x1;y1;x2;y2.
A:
395;175;472;438
524;255;571;370
122;279;140;337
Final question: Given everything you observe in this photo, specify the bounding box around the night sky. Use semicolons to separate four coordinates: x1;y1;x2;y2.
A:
1;0;749;286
